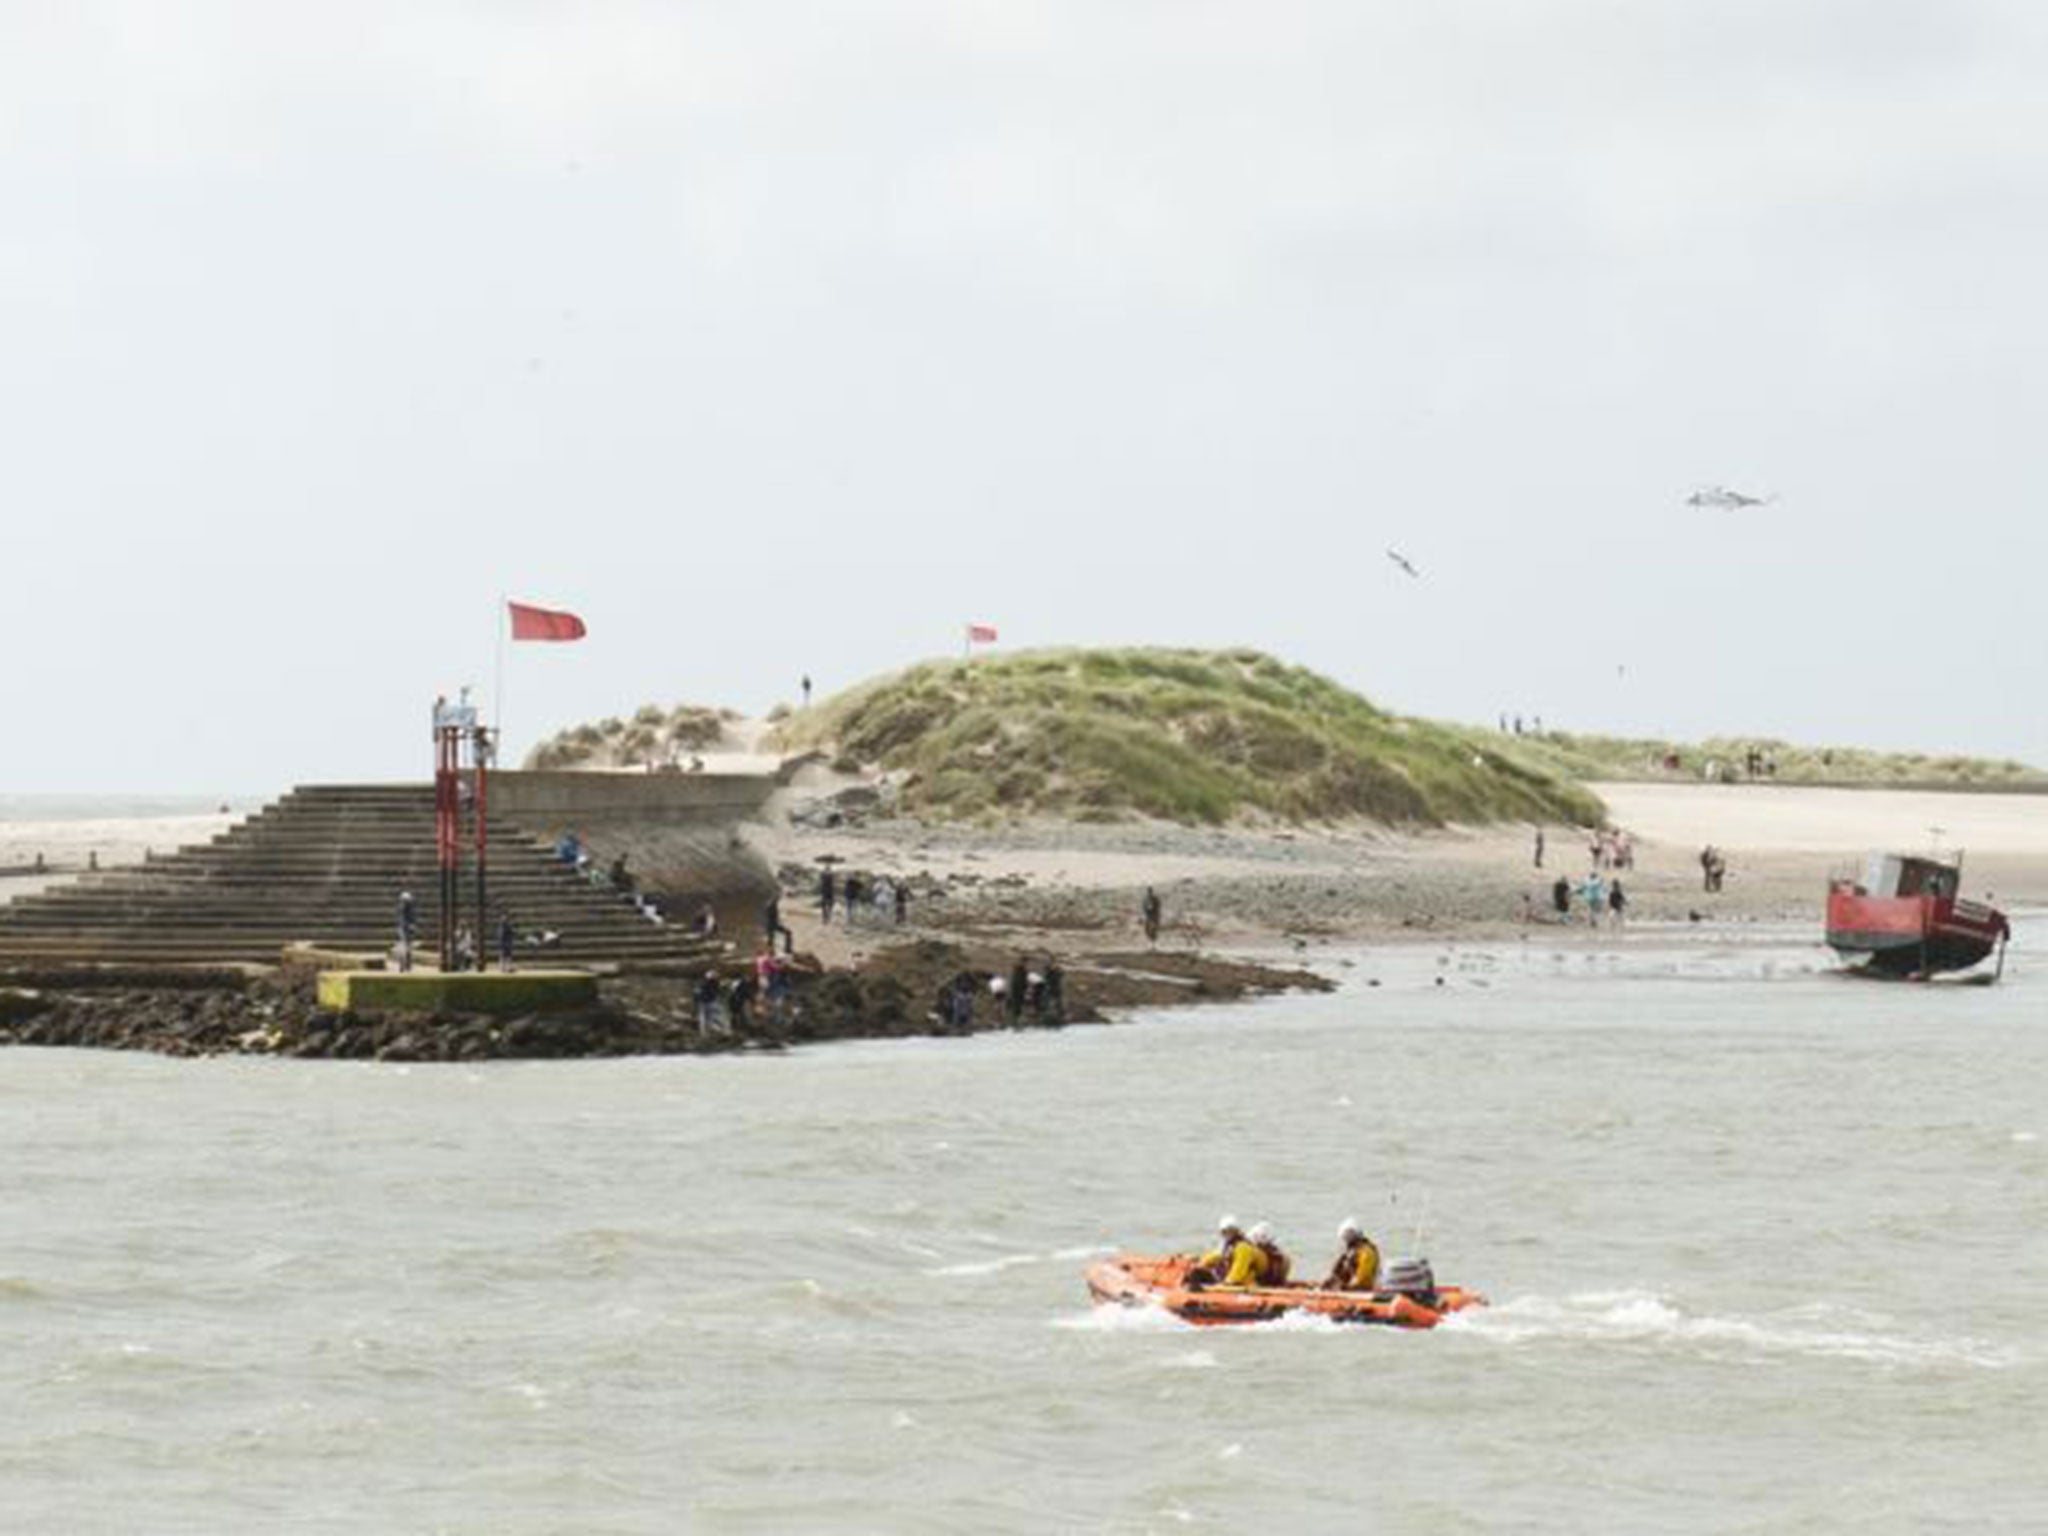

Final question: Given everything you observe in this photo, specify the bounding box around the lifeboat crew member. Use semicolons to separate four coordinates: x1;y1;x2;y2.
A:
1191;1216;1247;1285
1324;1219;1381;1291
1248;1222;1290;1285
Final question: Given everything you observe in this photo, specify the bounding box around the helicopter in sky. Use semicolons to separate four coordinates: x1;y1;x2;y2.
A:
1685;485;1774;510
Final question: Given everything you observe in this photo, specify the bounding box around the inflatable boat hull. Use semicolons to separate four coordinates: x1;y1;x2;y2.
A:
1086;1253;1485;1329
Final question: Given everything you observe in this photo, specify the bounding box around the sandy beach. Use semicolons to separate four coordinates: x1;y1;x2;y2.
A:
8;781;2046;962
0;813;236;901
754;780;2048;963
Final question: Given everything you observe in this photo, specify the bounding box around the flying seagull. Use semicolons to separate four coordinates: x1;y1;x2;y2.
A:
1686;485;1774;510
1386;548;1421;578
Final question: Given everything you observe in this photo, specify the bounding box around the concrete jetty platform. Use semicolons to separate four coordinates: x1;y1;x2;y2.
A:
316;969;599;1014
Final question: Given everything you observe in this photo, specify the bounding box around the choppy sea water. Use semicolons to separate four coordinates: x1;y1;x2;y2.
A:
0;795;238;823
2;926;2043;1533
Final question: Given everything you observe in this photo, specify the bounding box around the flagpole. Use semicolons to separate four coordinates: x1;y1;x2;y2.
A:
493;595;508;758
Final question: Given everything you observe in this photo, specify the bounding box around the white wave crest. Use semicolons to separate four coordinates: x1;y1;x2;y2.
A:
1052;1302;1190;1333
928;1243;1115;1277
927;1252;1044;1278
1447;1289;2013;1370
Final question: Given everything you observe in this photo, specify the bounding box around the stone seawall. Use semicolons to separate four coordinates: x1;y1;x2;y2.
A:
489;771;777;825
490;770;781;934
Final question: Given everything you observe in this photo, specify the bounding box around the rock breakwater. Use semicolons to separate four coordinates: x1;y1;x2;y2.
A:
0;943;1329;1062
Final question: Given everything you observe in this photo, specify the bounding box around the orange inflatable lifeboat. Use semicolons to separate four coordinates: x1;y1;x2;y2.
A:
1086;1253;1485;1329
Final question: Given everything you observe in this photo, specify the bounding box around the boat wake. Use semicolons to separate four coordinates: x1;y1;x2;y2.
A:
1445;1289;2013;1370
927;1245;1113;1278
1052;1301;1188;1333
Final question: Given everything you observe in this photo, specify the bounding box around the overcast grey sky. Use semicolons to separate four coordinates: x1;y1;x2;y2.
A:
6;1;2044;792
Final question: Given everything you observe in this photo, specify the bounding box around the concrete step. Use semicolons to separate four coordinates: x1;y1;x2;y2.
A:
0;781;721;967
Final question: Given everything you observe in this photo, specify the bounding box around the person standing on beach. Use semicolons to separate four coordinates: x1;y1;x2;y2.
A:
762;895;792;956
1551;875;1572;919
497;912;516;972
1007;957;1029;1027
1700;845;1728;893
727;970;755;1034
1533;828;1545;868
1142;886;1163;945
1608;879;1627;928
894;881;909;925
819;867;836;923
801;675;812;708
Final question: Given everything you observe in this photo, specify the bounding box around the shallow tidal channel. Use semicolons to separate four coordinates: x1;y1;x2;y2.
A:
1;923;2042;1532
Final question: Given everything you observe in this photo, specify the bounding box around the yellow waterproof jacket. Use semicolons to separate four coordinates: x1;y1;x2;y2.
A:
1330;1239;1380;1290
1222;1240;1270;1288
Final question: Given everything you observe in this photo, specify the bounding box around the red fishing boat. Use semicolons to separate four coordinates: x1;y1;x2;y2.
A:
1825;852;2009;978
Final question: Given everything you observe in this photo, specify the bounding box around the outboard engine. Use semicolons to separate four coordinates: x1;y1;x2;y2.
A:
1382;1258;1437;1303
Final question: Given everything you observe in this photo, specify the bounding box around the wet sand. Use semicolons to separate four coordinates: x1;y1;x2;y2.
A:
759;782;2048;961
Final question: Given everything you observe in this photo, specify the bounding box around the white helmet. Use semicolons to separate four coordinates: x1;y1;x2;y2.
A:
1338;1218;1362;1242
1217;1214;1242;1236
1248;1222;1272;1244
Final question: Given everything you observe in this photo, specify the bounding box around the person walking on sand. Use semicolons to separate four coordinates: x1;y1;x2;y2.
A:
1580;869;1606;928
801;674;812;708
819;867;837;923
1533;827;1545;869
1608;878;1627;928
1551;875;1572;919
894;880;909;925
1142;886;1163;945
497;912;516;972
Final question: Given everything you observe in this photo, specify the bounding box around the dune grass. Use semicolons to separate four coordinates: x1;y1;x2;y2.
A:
772;648;1605;828
1499;731;2046;789
524;705;737;771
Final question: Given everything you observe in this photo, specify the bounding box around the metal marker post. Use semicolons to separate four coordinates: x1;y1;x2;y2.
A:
474;732;488;972
435;726;459;972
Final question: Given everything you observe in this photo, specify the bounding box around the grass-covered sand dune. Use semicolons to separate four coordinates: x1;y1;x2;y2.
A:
770;648;1605;828
525;649;2045;828
525;704;740;771
1507;731;2046;790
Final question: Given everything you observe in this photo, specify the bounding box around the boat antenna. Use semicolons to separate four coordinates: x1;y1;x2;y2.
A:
1410;1192;1431;1255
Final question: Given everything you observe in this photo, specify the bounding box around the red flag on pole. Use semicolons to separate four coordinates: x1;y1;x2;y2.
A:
508;601;587;642
966;623;998;644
